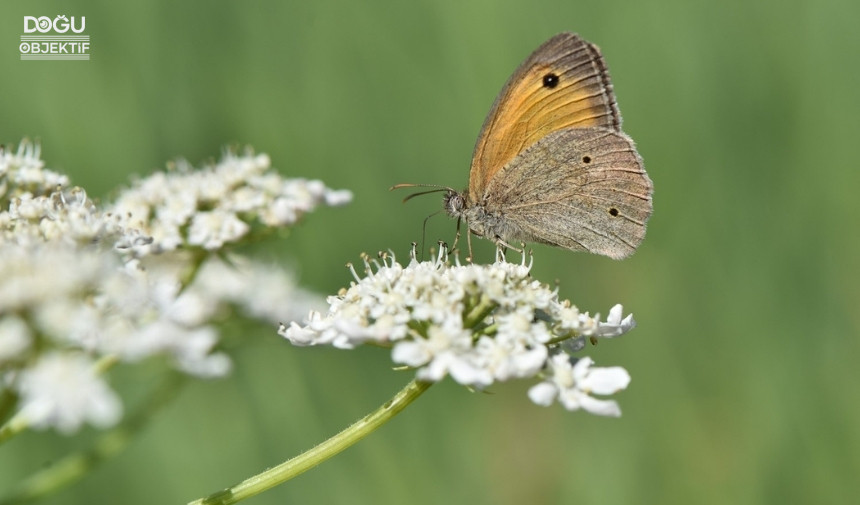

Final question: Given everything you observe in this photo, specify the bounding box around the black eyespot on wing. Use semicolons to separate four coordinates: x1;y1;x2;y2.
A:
608;207;619;217
542;73;559;88
582;155;592;164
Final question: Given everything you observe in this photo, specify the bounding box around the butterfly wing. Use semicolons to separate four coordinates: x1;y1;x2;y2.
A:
482;127;652;259
469;33;620;201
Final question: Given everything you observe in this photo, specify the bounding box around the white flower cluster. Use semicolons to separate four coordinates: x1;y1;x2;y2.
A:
0;141;346;434
280;248;637;416
0;141;69;199
0;186;150;250
109;150;352;253
189;256;323;324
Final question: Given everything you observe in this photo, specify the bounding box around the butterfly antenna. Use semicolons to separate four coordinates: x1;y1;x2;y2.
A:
420;210;442;261
402;188;448;203
390;183;454;203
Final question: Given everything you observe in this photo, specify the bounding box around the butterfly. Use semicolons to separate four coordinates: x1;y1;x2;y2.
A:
396;33;652;260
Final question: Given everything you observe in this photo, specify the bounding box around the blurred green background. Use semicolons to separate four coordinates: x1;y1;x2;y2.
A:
2;0;859;503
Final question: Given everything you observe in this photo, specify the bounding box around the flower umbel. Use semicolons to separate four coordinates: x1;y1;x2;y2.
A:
109;150;352;254
280;247;638;416
0;141;347;434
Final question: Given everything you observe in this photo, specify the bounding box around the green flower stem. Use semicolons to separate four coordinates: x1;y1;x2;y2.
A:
93;354;120;374
188;378;434;505
178;248;210;295
0;371;186;505
0;415;28;446
463;294;497;328
0;388;17;429
546;333;574;346
476;323;498;337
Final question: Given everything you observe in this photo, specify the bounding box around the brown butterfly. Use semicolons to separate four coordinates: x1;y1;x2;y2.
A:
395;32;652;259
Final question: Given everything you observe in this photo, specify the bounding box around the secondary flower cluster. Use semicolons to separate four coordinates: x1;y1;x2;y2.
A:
281;247;636;416
109;149;352;253
0;141;349;433
0;142;68;200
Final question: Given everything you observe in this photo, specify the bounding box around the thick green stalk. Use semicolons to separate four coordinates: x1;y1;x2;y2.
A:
188;378;433;505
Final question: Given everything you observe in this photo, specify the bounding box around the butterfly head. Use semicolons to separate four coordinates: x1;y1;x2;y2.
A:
444;190;495;240
443;189;466;219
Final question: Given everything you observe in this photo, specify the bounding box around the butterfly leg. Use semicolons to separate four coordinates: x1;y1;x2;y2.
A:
449;216;462;255
494;236;523;254
466;227;474;263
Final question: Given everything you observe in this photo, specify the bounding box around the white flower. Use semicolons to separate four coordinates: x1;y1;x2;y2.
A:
188;255;324;324
108;149;352;253
187;209;249;249
0;140;341;433
528;355;631;416
0;186;145;252
0;241;231;380
16;353;122;433
0;141;69;198
125;321;229;377
473;331;548;382
282;319;322;346
0;315;31;362
392;318;492;387
0;242;113;313
324;189;353;206
281;247;639;413
598;304;637;337
556;302;638;354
